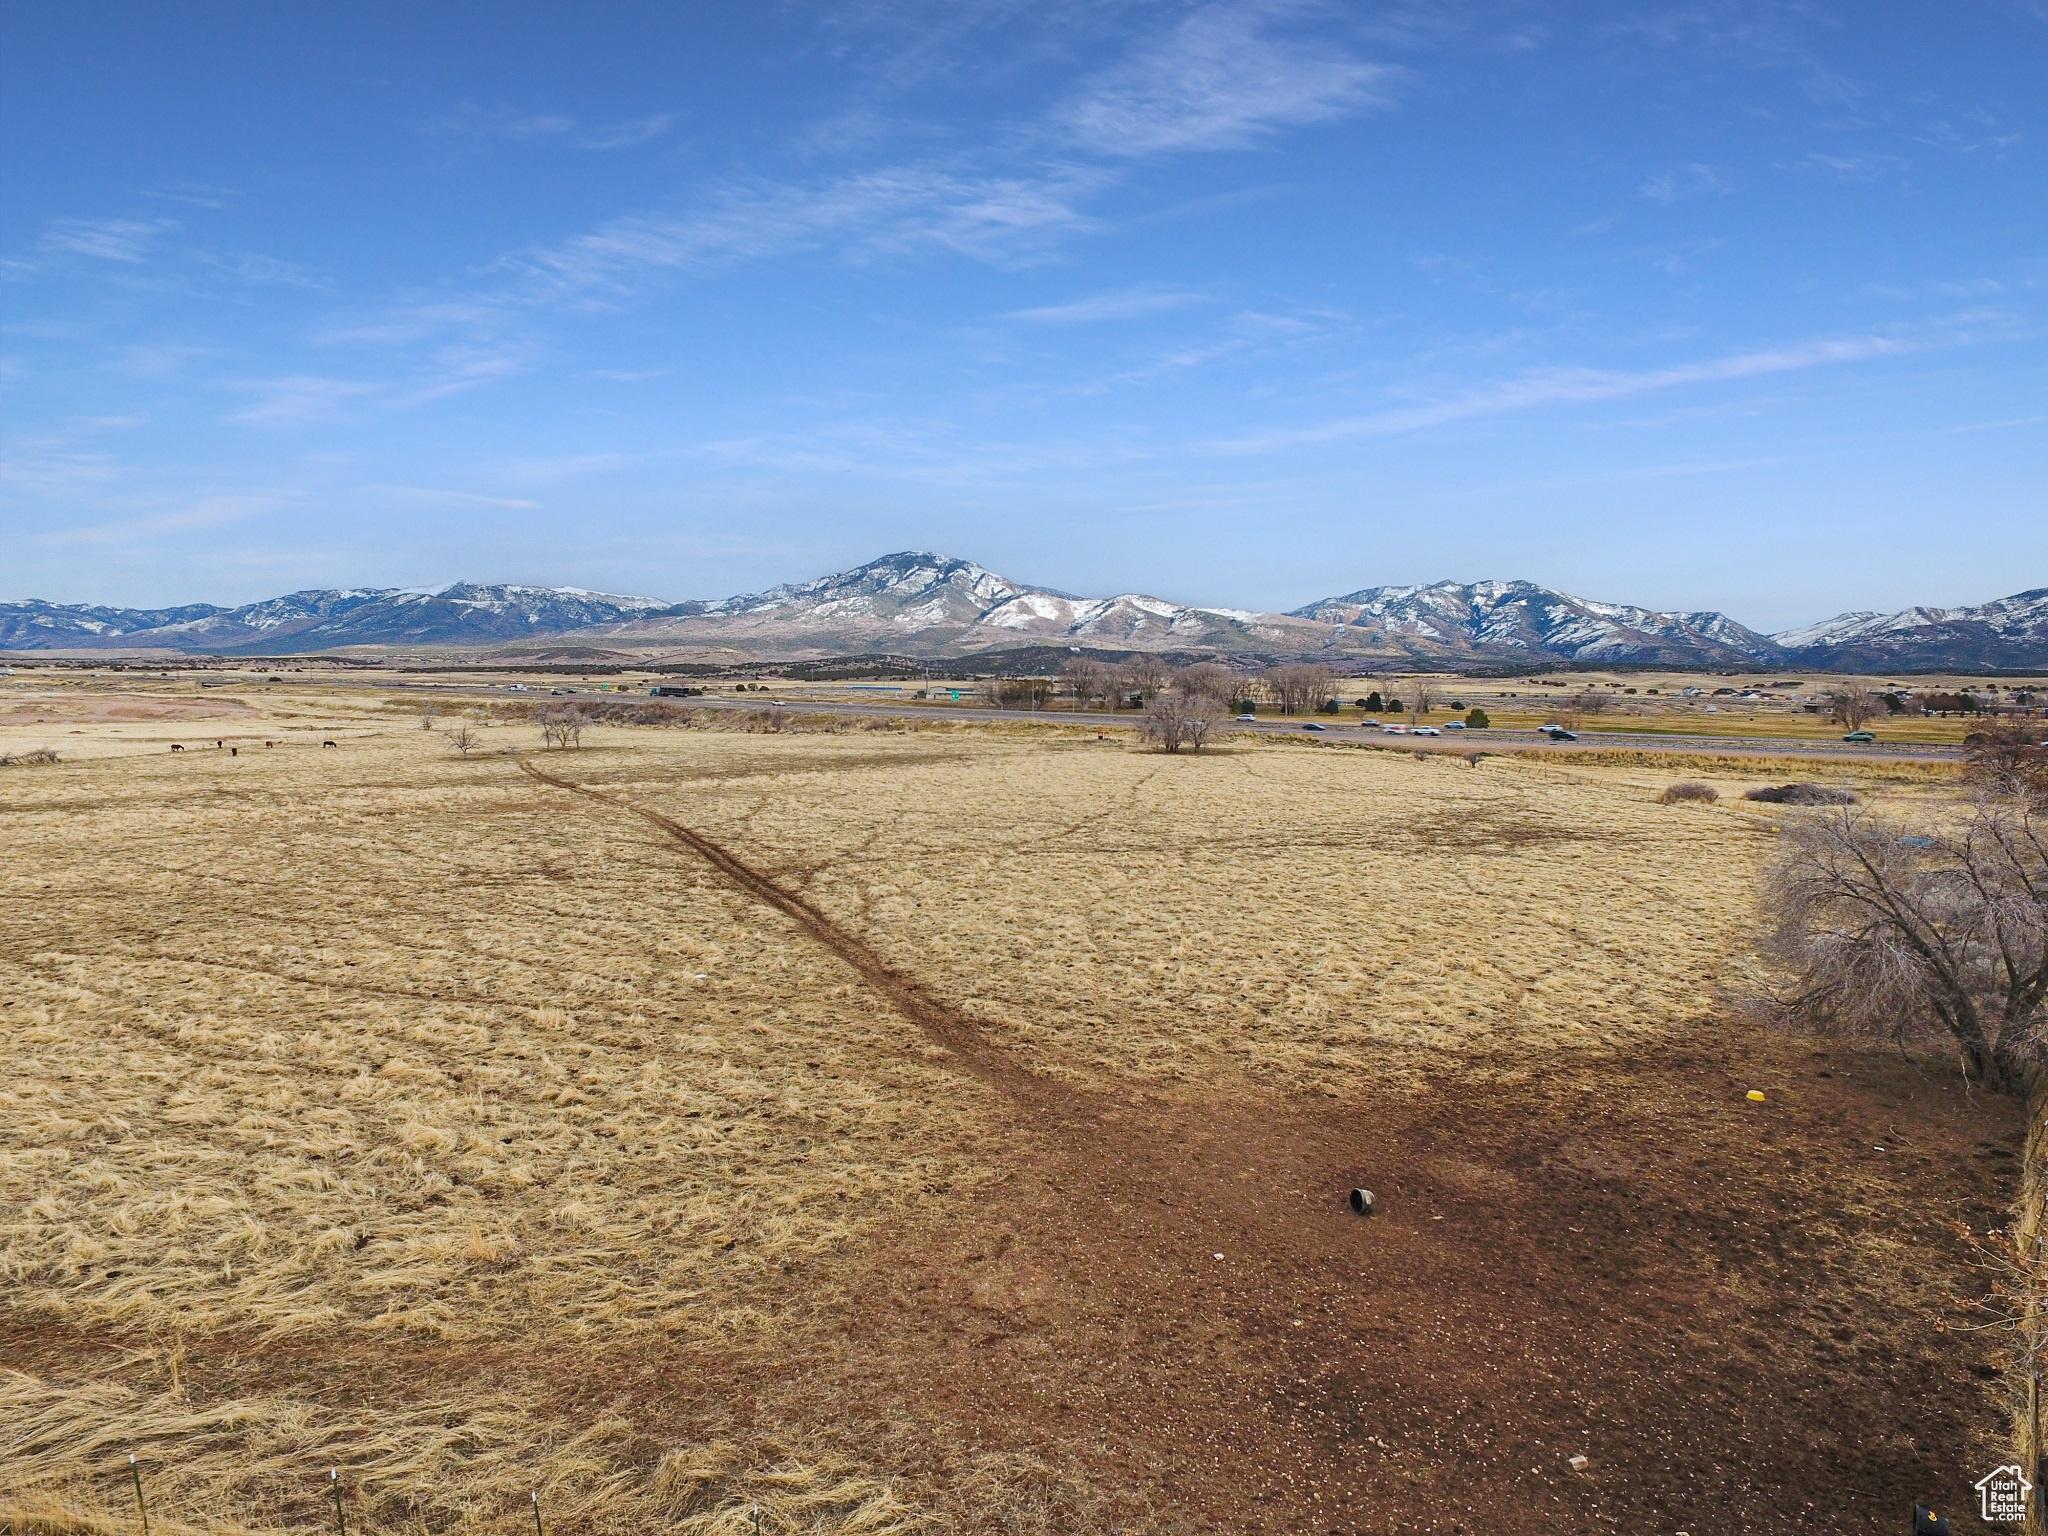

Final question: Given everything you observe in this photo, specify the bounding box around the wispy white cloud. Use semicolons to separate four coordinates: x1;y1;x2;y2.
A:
430;103;577;139
40;217;173;263
428;103;677;150
226;340;530;423
579;113;678;150
514;163;1106;293
39;494;279;546
1006;288;1206;323
141;184;237;210
374;484;543;510
1210;333;1914;452
1054;3;1394;157
1641;162;1733;204
1791;151;1903;180
196;251;331;289
226;376;381;425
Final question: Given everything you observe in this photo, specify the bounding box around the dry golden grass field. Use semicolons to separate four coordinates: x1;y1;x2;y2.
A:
0;685;2025;1534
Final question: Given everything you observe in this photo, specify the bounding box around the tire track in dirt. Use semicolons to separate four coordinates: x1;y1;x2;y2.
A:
518;760;1043;1101
516;759;2016;1534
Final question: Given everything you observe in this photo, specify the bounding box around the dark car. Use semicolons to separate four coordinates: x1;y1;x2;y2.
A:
1302;722;1327;731
1543;728;1578;741
1842;730;1876;742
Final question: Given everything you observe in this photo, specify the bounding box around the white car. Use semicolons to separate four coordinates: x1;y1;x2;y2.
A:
1444;721;1465;730
1411;726;1442;736
1382;724;1409;734
1235;713;1257;722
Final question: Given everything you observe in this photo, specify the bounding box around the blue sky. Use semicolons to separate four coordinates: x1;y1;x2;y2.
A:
3;0;2043;629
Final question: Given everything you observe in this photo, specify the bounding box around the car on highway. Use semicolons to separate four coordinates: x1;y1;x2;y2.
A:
1359;718;1381;728
1444;721;1465;730
1235;713;1258;722
1302;721;1327;731
1382;723;1408;734
1411;726;1442;736
1842;730;1876;742
1542;728;1579;741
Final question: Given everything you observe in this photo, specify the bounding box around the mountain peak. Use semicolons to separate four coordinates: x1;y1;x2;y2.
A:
1286;578;1778;665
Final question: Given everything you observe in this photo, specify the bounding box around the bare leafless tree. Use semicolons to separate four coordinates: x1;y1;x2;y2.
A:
1829;687;1882;731
1761;803;2048;1093
418;706;440;731
1122;654;1170;701
1408;677;1441;720
1176;662;1237;705
537;705;587;749
448;725;480;757
1062;657;1109;710
1182;695;1225;751
1265;663;1335;715
1568;686;1612;717
1141;691;1225;753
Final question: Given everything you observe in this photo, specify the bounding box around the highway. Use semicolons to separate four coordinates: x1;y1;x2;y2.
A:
326;674;1966;764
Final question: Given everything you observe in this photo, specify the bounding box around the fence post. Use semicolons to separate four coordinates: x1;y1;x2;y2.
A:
531;1490;543;1536
128;1453;149;1536
329;1468;347;1536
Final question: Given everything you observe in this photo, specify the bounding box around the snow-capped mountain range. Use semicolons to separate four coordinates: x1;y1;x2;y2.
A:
1287;580;1780;668
0;583;668;654
4;554;2043;670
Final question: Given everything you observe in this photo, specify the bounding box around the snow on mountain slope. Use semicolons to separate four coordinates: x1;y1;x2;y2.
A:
0;584;668;652
603;552;1320;655
1772;588;2048;669
1287;579;1779;665
10;558;2043;667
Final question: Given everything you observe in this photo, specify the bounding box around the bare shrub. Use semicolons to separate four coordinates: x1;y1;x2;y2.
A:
1828;687;1882;731
991;677;1055;708
1760;803;2048;1092
1747;783;1858;806
1966;723;2048;808
417;707;439;731
514;697;690;727
0;747;61;767
448;725;481;757
1658;781;1719;804
1568;687;1611;717
536;705;587;749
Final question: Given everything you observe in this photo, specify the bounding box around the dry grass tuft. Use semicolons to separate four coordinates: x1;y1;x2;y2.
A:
1656;781;1719;804
0;1367;928;1535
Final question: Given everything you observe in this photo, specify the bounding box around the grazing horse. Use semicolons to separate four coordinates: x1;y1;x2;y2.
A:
323;740;339;748
169;744;184;752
